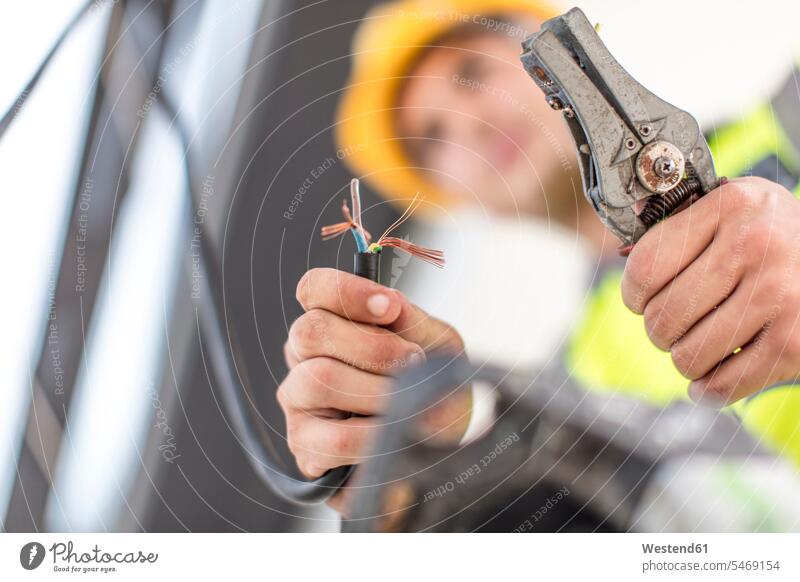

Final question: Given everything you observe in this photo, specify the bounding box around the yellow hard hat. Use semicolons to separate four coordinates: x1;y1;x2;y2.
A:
335;0;559;213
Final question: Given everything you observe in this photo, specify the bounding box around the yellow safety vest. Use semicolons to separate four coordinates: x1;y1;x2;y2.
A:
567;67;800;466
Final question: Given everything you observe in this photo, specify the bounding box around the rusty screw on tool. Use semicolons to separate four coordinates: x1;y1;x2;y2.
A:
635;140;685;194
654;156;677;178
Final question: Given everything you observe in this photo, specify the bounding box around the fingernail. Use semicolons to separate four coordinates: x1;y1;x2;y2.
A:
688;381;726;408
408;350;425;367
367;293;390;317
688;381;704;403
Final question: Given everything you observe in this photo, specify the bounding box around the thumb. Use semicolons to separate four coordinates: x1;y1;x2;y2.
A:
387;294;464;355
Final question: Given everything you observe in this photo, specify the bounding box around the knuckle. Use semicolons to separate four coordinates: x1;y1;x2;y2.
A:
724;181;757;211
276;384;289;410
296;271;312;306
330;426;355;458
283;341;294;366
766;272;784;299
442;325;465;354
625;254;651;290
377;335;404;363
722;231;747;276
301;357;335;390
782;286;800;312
366;334;405;369
279;369;308;411
287;437;300;460
293;358;334;407
305;308;329;335
283;360;332;411
289;310;327;354
293;451;312;474
287;319;305;352
710;239;738;281
782;330;800;361
744;221;773;259
300;462;321;479
303;462;320;480
772;231;794;261
643;302;673;350
622;261;652;313
753;273;781;308
285;417;302;458
751;177;789;202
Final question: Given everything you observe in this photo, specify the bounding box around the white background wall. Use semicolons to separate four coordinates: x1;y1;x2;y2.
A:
572;0;799;127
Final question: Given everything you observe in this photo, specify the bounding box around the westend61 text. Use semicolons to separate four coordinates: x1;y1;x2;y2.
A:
642;543;708;554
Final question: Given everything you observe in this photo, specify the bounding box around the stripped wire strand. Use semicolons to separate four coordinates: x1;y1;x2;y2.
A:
318;181;365;250
369;194;444;268
320;199;371;242
376;193;422;244
320;179;445;268
374;236;445;267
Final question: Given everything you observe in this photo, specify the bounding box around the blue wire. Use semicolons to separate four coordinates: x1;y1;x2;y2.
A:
350;228;368;252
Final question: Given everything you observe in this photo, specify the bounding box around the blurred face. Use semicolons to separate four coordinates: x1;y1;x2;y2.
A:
396;28;578;218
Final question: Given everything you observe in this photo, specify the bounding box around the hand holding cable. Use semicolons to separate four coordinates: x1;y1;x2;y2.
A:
277;180;467;510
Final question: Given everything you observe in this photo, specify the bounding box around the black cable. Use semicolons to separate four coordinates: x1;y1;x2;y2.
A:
192;220;353;503
342;356;485;532
353;251;381;282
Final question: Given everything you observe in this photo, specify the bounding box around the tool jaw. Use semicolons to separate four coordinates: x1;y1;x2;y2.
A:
521;7;717;245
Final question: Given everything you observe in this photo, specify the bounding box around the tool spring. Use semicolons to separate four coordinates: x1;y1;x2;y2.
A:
639;176;702;228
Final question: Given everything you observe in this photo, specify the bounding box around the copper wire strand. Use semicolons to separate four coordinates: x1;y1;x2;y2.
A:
320;199;372;241
377;194;423;242
376;195;445;268
379;236;445;268
321;185;443;268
